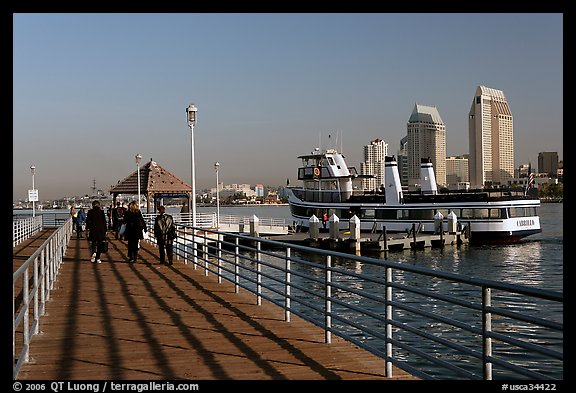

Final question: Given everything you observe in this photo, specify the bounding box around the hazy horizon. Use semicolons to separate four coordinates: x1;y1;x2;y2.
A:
13;13;563;201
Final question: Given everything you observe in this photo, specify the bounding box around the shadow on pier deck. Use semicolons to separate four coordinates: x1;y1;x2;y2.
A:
14;233;416;380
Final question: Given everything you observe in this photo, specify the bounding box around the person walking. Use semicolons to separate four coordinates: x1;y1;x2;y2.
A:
70;206;77;232
154;205;176;265
75;208;87;239
86;200;108;263
112;202;126;240
106;204;113;230
123;200;146;262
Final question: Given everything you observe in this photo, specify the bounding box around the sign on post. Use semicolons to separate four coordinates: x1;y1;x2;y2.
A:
28;189;38;202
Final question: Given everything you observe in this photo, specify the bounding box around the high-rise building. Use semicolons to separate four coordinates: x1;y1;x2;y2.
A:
407;103;446;188
446;155;469;186
397;136;409;189
468;85;514;187
538;152;559;177
360;138;388;190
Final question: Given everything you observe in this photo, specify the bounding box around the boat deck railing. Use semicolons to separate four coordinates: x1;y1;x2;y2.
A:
153;223;563;380
143;212;287;233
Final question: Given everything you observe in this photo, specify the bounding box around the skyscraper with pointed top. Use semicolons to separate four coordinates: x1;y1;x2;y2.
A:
468;85;514;187
406;103;446;188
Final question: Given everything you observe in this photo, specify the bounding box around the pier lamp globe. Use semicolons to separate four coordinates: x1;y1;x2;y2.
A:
186;103;198;227
135;154;142;209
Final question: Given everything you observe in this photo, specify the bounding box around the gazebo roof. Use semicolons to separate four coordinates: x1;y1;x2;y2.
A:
109;159;191;195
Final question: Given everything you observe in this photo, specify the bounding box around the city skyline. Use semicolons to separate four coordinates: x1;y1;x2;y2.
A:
13;13;563;201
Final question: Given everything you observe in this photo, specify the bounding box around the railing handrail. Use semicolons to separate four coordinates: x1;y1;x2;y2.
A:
13;217;73;379
142;212;287;229
154;223;563;380
13;216;43;247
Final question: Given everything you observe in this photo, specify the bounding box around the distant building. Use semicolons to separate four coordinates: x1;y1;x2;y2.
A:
468;85;514;187
360;138;388;191
515;164;532;177
407;103;446;188
446;155;469;187
255;184;265;197
216;183;256;200
397;136;409;189
538;152;559;178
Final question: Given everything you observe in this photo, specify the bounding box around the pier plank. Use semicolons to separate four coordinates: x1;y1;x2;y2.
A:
15;235;416;380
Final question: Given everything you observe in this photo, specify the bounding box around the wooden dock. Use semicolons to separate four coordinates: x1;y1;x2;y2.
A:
265;230;468;253
13;232;417;380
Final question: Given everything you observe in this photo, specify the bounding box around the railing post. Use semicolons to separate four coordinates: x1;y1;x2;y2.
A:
13;280;15;362
256;240;262;306
23;268;30;362
385;266;393;377
193;227;198;269
48;241;54;291
217;232;222;284
325;255;332;344
33;255;39;335
203;234;208;276
234;237;240;293
40;249;46;315
285;247;291;322
181;227;187;264
482;286;493;380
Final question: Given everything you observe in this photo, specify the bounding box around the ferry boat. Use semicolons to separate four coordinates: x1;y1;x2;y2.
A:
286;148;541;244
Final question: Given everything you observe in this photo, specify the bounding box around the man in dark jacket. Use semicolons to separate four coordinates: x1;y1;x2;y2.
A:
154;205;176;265
86;200;108;263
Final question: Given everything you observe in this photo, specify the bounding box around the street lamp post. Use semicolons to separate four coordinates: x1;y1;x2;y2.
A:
30;165;36;217
186;103;198;227
214;161;220;229
135;154;142;209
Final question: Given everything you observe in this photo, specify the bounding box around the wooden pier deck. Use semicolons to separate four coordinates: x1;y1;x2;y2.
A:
13;232;416;380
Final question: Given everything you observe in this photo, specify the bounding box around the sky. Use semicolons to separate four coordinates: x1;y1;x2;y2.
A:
13;12;563;202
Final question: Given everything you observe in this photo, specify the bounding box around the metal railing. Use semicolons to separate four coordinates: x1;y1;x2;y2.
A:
13;217;73;379
13;216;43;247
13;212;71;228
143;212;286;230
147;223;563;380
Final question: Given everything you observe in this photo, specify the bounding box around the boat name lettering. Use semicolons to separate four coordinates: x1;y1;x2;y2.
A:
517;219;535;227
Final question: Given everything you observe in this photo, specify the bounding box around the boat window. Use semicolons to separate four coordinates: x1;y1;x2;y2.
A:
376;209;399;219
362;209;376;219
327;157;335;166
399;210;410;219
450;209;462;218
461;208;489;218
341;207;360;219
435;209;450;217
489;209;504;219
509;207;538;218
409;210;435;220
303;180;317;189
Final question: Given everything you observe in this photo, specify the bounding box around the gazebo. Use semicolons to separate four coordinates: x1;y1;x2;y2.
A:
109;159;192;214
